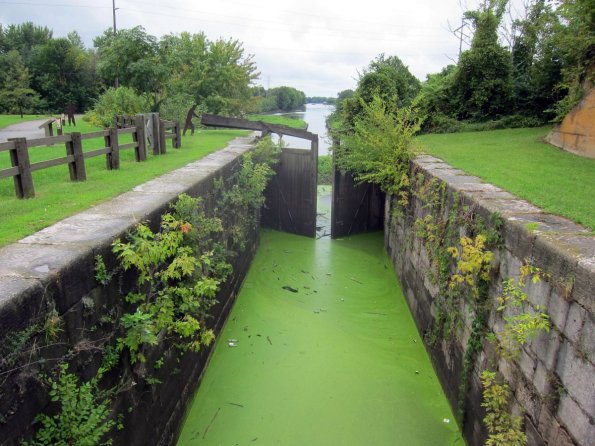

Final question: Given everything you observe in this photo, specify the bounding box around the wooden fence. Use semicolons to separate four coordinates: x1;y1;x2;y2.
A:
0;115;181;199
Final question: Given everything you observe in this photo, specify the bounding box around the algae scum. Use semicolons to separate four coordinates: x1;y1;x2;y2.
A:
178;189;463;445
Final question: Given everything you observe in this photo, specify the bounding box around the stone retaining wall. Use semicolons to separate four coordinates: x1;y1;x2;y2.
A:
385;155;594;446
0;136;258;445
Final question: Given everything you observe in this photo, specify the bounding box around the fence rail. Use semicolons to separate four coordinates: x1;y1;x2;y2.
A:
0;114;181;199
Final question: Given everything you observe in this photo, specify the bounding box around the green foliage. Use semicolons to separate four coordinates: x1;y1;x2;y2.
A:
94;26;164;101
159;31;258;116
43;308;63;343
338;54;420;129
491;275;550;359
255;86;306;112
318;155;332;185
451;1;514;120
216;137;280;250
552;0;595;120
84;87;149;128
481;370;527;446
94;255;113;286
0;50;39;116
335;95;421;198
24;364;115;446
447;235;494;300
113;211;222;362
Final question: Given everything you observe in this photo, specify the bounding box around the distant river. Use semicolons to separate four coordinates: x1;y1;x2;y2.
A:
274;103;335;156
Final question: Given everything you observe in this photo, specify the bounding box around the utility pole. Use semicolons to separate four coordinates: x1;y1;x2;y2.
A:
112;0;119;88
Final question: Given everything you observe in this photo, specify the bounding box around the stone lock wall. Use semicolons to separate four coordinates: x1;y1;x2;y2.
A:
385;155;595;446
0;136;260;445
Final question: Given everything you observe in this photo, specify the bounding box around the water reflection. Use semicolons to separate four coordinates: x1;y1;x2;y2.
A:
273;103;335;155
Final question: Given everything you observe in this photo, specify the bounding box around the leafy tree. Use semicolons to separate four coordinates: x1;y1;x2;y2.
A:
366;54;421;107
0;50;39;115
29;37;97;112
84;87;149;128
0;22;52;64
159;32;258;115
552;0;595;119
339;54;419;128
95;26;166;109
510;0;562;119
450;0;514;120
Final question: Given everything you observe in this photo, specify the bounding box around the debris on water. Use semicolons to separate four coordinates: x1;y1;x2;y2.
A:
304;286;310;289
313;309;320;314
282;285;298;293
340;298;345;301
326;273;332;276
350;277;363;284
228;339;238;347
301;270;309;274
283;249;291;253
443;418;450;424
415;370;420;375
266;336;273;345
320;308;327;312
364;311;387;316
226;402;244;408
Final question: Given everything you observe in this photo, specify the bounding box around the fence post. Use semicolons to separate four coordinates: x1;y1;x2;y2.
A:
8;137;34;198
134;115;147;161
66;132;86;181
174;120;181;148
105;128;120;170
158;119;167;154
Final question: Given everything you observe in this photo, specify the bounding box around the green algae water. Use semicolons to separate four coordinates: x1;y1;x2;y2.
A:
177;190;463;445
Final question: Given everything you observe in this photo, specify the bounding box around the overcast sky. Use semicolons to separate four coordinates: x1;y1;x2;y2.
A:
1;0;523;97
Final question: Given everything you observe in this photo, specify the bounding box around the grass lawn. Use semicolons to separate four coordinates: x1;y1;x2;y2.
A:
247;114;307;129
0;114;53;129
0;120;247;246
416;126;595;231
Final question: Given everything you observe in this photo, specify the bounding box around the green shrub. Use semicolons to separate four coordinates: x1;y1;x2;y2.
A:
84;87;149;128
318;155;332;185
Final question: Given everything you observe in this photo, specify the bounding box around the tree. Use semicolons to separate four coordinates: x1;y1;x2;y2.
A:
366;54;421;107
450;0;514;120
159;32;258;115
29;37;97;112
510;0;562;119
0;22;52;64
552;0;595;120
95;26;165;109
0;50;39;115
339;54;420;128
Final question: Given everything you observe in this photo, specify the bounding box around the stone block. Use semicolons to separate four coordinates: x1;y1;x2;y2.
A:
574;256;595;314
579;312;595;364
538;405;560;443
563;303;586;344
533;361;552;396
549;292;570;333
555;341;595;416
502;219;536;266
529;329;561;370
526;276;553;309
554;427;577;446
557;394;595;446
519;347;538;381
515;379;541;421
526;416;546;446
